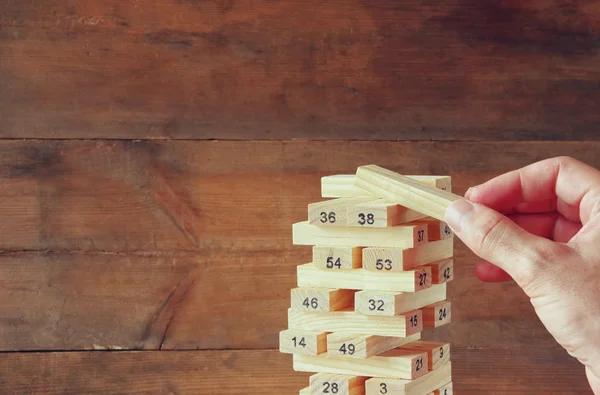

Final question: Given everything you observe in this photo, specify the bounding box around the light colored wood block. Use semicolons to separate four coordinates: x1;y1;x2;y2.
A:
309;197;379;226
313;246;363;270
279;329;328;356
365;362;452;395
354;165;462;221
300;387;311;395
412;217;453;240
327;333;421;359
309;373;367;395
297;263;432;293
347;199;426;228
288;308;423;338
362;238;453;272
293;348;429;380
291;287;355;312
425;259;454;284
423;301;451;328
401;340;450;370
354;284;446;316
321;175;452;198
434;382;453;395
292;221;428;248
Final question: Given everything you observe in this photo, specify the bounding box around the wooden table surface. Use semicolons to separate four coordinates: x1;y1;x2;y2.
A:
1;1;599;394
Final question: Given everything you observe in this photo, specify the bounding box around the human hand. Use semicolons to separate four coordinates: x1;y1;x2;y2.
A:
443;156;600;394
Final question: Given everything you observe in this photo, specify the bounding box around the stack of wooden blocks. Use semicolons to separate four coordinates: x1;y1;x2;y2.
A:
280;165;461;395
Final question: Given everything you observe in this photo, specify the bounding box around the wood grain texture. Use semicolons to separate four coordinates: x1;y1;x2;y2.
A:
2;1;600;140
0;140;599;353
0;348;589;394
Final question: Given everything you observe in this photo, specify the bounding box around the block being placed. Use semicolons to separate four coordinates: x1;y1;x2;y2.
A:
293;348;429;380
321;175;452;198
362;239;453;272
354;165;462;221
291;287;355;312
327;333;421;359
423;301;451;328
297;263;432;293
288;308;423;338
293;221;428;248
364;363;452;395
279;329;328;356
313;246;363;270
354;284;446;316
309;373;367;395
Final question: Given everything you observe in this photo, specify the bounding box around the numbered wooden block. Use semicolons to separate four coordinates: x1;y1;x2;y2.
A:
362;238;453;272
434;382;453;395
423;301;451;328
313;246;363;270
288;308;423;338
309;373;367;395
293;348;429;380
354;284;446;316
354;165;461;221
364;363;452;395
279;329;328;356
401;340;450;370
291;287;355;312
309;197;378;226
321;175;452;198
298;263;432;293
425;259;454;284
347;200;426;228
413;217;453;240
293;221;429;248
327;333;421;359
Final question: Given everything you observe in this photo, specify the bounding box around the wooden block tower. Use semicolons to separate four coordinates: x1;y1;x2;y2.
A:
280;165;461;395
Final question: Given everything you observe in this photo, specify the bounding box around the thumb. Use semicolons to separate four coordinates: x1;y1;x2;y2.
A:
444;199;558;289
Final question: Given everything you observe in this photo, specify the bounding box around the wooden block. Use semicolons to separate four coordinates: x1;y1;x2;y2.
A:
293;348;429;380
423;301;451;328
354;284;446;316
291;287;355;312
279;329;328;356
321;175;452;198
327;333;421;359
309;197;378;226
346;199;426;228
292;221;428;248
309;373;367;395
300;387;311;395
365;362;452;395
401;340;450;370
434;382;453;395
313;246;363;270
297;263;432;293
288;308;423;337
362;239;453;272
425;259;454;284
354;165;462;221
412;217;453;240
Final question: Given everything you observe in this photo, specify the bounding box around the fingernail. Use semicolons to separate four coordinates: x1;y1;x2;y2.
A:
445;199;474;233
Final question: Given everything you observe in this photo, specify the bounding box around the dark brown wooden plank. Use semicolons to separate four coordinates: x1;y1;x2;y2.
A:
2;1;600;140
0;348;589;394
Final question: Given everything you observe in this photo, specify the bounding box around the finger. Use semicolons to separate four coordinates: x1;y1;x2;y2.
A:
507;212;582;243
474;262;513;282
465;156;600;224
445;199;564;289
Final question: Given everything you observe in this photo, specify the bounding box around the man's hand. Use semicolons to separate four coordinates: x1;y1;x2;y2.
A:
444;156;600;394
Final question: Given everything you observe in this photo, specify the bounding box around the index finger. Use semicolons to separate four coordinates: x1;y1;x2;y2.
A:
465;156;600;224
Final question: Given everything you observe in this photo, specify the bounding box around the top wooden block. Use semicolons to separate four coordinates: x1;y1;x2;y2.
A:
354;165;462;221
